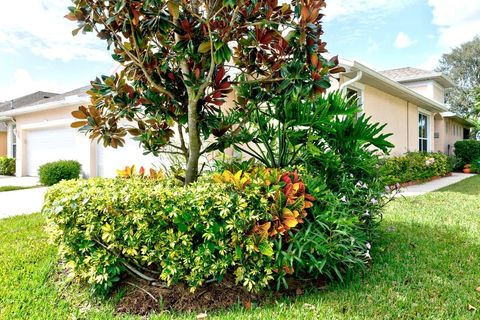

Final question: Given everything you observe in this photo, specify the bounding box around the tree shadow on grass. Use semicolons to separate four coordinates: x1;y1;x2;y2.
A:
238;218;480;319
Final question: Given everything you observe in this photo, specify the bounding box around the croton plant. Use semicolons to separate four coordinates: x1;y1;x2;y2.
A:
213;167;314;259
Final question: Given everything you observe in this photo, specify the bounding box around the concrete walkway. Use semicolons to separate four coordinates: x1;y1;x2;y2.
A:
0;187;48;219
0;176;40;187
0;176;46;219
398;172;475;197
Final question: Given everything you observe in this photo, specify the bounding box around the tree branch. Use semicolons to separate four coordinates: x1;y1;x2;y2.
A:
95;12;175;99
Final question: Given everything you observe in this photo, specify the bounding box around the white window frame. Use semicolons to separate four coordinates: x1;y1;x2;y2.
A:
345;82;365;115
418;112;430;152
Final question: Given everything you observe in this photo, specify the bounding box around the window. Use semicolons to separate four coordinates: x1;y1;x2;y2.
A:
346;87;364;116
346;87;363;104
418;113;429;152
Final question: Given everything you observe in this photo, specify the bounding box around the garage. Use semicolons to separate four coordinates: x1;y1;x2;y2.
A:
96;137;167;177
25;125;90;177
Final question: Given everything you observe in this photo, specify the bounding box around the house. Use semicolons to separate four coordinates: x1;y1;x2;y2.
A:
336;60;474;155
0;61;475;177
0;92;58;158
0;86;166;177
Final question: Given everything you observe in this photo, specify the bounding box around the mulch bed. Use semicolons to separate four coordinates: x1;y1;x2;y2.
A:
114;275;328;316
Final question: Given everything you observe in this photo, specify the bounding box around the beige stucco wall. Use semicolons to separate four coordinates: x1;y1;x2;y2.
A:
433;84;445;104
0;132;6;156
361;84;422;155
403;81;445;104
445;118;469;155
404;83;432;100
14;106;96;177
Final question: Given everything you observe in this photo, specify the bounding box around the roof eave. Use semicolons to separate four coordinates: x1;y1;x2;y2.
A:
442;114;476;127
0;96;89;117
340;60;448;113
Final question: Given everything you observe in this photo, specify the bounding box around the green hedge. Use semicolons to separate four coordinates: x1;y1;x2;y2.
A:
43;166;381;294
0;157;15;176
38;160;81;186
381;152;451;186
454;140;480;165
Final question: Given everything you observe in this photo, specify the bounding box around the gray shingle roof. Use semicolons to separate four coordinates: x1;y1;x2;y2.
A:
28;85;91;106
0;91;59;113
380;67;455;88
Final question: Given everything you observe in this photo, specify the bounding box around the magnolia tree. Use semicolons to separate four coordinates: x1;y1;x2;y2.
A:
68;0;343;184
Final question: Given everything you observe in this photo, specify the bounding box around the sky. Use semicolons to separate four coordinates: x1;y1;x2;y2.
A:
0;0;480;102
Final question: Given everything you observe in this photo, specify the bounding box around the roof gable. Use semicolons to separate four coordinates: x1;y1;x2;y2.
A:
380;67;455;88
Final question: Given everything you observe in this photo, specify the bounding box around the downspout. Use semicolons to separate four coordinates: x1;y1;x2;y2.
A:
407;102;409;152
339;71;363;93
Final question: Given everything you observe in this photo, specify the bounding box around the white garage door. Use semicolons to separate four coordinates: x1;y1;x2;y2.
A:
96;138;169;177
25;126;89;177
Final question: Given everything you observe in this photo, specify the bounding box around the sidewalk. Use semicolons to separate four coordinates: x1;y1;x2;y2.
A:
0;187;48;219
0;176;40;187
398;173;475;197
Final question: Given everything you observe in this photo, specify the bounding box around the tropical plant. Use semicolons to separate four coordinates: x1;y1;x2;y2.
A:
116;164;164;179
66;0;343;184
213;92;392;169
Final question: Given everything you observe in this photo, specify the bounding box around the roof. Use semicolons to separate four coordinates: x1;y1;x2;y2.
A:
340;60;449;113
0;86;91;118
441;112;476;127
0;91;59;113
380;67;455;88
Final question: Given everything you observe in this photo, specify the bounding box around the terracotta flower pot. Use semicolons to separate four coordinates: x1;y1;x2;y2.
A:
463;168;471;173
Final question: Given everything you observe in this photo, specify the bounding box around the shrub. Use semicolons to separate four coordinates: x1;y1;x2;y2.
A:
454;140;480;165
381;152;450;186
0;157;15;176
43;168;316;294
447;155;464;172
471;159;480;173
38;160;81;186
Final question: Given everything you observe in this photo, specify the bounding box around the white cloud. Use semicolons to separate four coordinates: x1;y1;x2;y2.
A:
0;0;110;62
427;0;480;48
394;32;415;49
0;69;72;102
324;0;414;22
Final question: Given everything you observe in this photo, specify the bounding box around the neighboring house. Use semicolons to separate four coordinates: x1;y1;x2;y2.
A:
0;92;58;158
0;87;165;177
0;61;475;177
336;61;474;155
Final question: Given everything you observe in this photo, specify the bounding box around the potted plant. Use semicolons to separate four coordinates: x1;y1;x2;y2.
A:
463;164;472;173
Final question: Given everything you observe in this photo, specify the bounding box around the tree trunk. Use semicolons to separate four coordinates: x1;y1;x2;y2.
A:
184;100;201;184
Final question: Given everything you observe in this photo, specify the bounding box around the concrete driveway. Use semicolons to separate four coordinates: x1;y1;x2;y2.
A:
0;176;47;219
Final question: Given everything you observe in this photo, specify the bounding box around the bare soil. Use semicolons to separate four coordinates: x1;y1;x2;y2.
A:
115;275;328;316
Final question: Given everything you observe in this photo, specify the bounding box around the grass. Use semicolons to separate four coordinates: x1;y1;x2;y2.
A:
0;176;479;319
436;174;480;195
0;185;38;192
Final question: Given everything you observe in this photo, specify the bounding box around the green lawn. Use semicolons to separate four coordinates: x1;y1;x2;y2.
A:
0;185;37;192
1;176;479;319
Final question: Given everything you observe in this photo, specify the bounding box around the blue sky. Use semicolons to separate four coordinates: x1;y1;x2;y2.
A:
1;0;479;101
